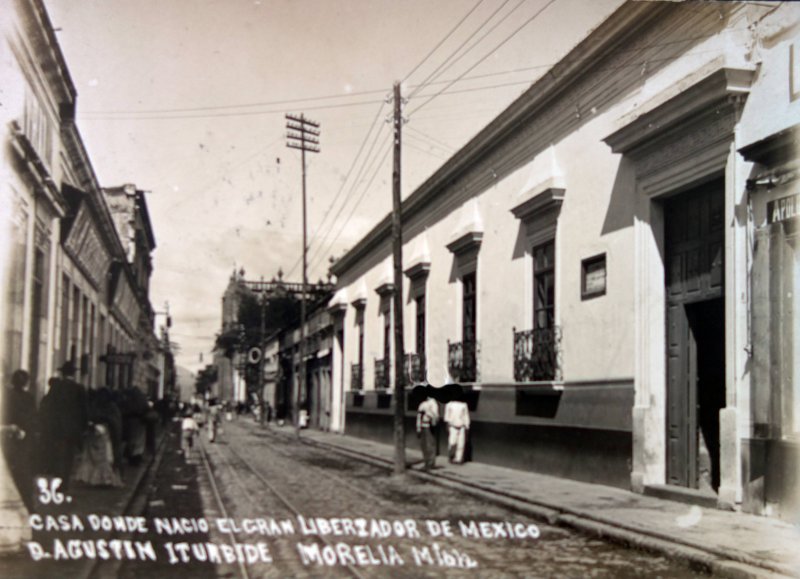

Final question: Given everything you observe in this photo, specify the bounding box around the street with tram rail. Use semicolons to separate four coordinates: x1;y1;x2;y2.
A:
98;418;702;578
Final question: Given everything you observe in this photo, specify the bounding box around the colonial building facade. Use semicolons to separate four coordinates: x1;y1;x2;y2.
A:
1;0;165;550
213;269;333;417
329;1;799;519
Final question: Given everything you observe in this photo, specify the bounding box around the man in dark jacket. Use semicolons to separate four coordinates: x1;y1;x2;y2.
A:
2;369;37;509
38;360;88;491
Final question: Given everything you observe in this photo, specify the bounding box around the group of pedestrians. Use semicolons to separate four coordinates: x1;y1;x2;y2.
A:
180;401;224;461
415;384;471;471
1;361;167;510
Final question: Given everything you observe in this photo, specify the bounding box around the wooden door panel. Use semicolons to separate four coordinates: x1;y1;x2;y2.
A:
665;180;724;488
710;241;724;289
667;302;690;486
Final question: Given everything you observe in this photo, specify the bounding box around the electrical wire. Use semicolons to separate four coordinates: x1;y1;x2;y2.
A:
404;140;450;161
78;29;727;123
301;121;391;269
408;0;558;116
78;62;552;119
406;125;456;153
404;131;453;157
79;97;384;121
304;130;392;273
303;136;392;276
305;101;387;253
402;0;486;84
287;122;392;279
406;0;516;101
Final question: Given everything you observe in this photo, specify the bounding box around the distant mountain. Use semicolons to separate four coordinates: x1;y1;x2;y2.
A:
175;366;195;402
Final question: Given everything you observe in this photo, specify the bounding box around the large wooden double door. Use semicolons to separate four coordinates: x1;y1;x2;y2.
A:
665;180;726;490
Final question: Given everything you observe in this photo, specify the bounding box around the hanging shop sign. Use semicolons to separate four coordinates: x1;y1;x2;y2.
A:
767;192;800;225
248;347;262;365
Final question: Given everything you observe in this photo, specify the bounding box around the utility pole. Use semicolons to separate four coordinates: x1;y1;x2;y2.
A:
286;113;320;433
259;279;266;427
391;82;406;475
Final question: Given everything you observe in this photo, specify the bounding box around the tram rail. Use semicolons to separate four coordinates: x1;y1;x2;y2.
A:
196;435;369;579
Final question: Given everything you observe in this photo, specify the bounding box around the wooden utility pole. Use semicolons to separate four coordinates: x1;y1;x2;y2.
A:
391;82;406;474
286;113;320;433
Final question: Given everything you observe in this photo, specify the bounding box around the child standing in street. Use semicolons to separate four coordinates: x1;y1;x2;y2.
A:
181;413;199;460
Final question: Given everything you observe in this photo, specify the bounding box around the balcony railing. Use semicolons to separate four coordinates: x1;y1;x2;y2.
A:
374;357;390;390
350;363;363;391
404;352;427;384
447;339;479;383
513;326;562;382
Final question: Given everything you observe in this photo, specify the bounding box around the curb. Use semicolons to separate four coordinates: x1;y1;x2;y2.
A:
289;431;794;579
83;425;172;579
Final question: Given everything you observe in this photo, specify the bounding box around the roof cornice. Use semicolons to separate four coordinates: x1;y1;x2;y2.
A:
604;66;756;155
330;1;670;277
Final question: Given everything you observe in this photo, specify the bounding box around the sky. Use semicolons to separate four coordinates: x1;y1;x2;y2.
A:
43;0;624;374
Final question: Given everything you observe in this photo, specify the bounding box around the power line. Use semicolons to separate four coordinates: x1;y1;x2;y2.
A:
304;135;392;276
406;125;456;153
405;139;450;161
409;0;530;101
305;102;386;254
409;0;558;116
287;117;391;279
300;118;390;275
311;138;393;274
304;129;392;274
77;78;539;123
407;0;516;101
404;132;452;158
402;0;486;84
80;87;389;116
79;97;384;121
77;28;724;123
79;63;551;120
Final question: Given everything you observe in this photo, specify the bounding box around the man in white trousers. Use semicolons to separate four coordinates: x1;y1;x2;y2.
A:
444;394;470;464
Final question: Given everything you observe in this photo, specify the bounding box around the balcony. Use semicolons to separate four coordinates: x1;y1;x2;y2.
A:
447;340;479;383
513;326;562;382
374;357;390;390
350;363;363;391
404;352;427;384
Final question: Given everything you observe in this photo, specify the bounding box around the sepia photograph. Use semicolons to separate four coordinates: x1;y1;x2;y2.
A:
1;0;799;576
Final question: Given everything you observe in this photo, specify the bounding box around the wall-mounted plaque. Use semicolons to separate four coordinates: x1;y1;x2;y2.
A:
581;253;607;300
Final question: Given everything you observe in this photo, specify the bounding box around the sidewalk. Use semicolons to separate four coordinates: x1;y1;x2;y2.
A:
282;425;800;579
0;422;173;579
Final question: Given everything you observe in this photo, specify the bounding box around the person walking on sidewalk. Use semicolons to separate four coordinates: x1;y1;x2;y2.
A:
1;369;37;509
416;387;439;471
207;404;221;443
38;360;88;492
444;393;470;464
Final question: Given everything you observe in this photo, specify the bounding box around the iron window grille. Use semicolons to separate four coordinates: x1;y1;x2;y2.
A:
374;357;390;390
447;339;480;383
350;362;363;391
404;352;427;384
513;325;562;382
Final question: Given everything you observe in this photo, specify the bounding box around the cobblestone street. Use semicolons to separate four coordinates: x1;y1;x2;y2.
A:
105;418;705;578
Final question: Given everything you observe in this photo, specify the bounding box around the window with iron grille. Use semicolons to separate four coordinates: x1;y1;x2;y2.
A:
533;241;555;331
382;304;391;389
462;272;477;382
384;310;391;368
416;294;426;360
358;315;364;375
